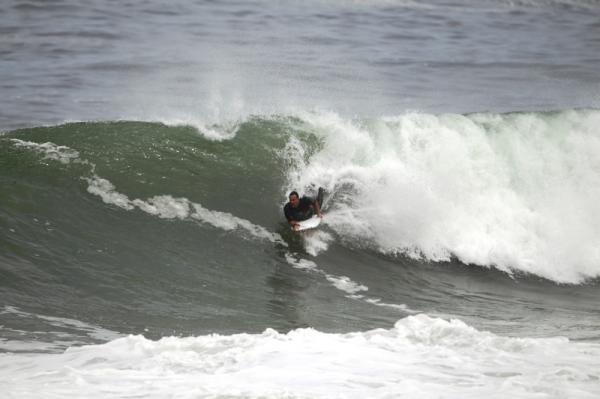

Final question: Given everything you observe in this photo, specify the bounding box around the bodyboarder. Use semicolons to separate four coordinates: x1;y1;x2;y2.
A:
283;188;324;231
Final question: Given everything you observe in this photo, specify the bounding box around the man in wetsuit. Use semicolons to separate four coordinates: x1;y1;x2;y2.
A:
283;188;324;231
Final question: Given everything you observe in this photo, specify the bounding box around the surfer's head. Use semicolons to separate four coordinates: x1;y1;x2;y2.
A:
288;191;300;207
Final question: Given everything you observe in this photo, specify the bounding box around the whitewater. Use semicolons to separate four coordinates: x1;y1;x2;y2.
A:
3;311;600;399
288;110;600;283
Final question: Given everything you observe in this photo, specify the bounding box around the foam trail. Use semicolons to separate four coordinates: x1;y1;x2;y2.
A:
285;252;366;296
85;175;285;245
284;253;412;312
2;314;599;398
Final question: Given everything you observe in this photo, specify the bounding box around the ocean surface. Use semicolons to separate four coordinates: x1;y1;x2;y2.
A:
2;0;600;398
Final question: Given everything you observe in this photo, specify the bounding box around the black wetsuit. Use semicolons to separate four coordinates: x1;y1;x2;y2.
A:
283;197;315;222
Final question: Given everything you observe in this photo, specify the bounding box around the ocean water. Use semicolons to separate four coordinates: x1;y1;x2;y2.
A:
1;0;600;398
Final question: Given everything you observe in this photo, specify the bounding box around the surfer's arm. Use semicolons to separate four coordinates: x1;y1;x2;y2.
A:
313;200;323;218
284;205;298;229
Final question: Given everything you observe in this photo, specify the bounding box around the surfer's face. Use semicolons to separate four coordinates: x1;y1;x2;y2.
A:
289;194;299;207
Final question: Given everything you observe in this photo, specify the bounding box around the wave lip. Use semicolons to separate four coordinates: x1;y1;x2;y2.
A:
1;314;599;398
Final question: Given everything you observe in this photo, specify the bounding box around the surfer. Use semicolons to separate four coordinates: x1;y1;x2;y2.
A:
284;188;324;231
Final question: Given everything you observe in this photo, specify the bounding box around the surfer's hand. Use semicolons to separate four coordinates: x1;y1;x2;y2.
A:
292;223;300;231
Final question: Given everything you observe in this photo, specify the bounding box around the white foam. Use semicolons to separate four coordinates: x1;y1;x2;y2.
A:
289;110;600;283
1;314;599;398
324;275;368;294
133;195;191;219
284;253;318;270
363;298;411;311
86;176;134;210
10;139;81;164
302;229;334;256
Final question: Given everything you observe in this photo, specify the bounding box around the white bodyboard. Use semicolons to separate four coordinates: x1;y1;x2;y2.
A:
295;215;321;231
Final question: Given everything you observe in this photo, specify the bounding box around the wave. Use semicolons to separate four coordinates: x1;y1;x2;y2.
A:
3;109;600;284
1;313;599;398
